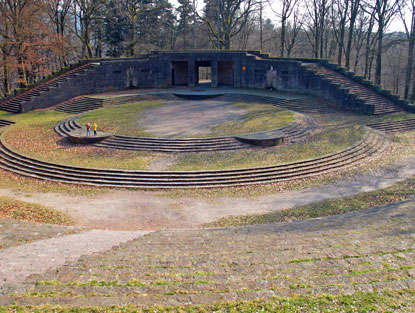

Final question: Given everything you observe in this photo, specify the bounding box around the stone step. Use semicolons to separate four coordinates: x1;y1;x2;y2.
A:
304;64;403;115
0;63;100;114
0;129;388;188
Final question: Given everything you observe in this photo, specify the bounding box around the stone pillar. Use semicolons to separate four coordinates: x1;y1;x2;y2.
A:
211;60;218;87
188;60;195;87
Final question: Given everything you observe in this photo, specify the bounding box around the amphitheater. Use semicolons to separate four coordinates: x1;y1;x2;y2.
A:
0;51;415;311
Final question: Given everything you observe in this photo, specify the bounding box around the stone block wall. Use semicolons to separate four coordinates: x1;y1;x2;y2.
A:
12;51;408;115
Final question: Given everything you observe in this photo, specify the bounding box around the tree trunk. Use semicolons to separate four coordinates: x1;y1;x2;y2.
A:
2;57;10;96
337;24;345;65
405;8;415;99
364;17;374;79
375;23;383;85
224;32;231;49
281;17;286;57
345;16;356;70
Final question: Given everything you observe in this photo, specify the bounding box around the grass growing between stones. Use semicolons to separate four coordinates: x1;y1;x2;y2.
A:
207;103;294;137
3;110;160;170
0;196;74;225
0;110;13;119
2;289;415;312
0;168;109;195
78;100;163;137
169;125;365;170
204;176;415;227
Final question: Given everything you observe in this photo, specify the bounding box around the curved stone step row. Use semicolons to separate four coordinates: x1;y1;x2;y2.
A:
0;120;14;128
0;129;388;188
0;63;100;114
304;64;403;115
54;114;316;153
218;94;341;114
367;118;415;133
55;93;176;114
55;97;104;114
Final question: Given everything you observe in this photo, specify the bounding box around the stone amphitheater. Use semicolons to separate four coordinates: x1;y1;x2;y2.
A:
0;51;415;311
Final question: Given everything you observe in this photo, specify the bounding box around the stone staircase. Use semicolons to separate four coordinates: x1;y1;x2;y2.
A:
367;118;415;133
303;63;403;115
0;128;388;188
218;94;342;114
55;94;176;114
0;63;100;114
0;120;14;128
55;97;104;114
2;199;414;307
53;93;319;153
54;112;316;153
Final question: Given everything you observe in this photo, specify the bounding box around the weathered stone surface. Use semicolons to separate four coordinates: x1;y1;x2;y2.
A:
235;129;284;146
67;129;112;144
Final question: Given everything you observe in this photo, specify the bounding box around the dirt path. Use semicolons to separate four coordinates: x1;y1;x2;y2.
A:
142;100;247;137
1;156;415;231
0;229;150;290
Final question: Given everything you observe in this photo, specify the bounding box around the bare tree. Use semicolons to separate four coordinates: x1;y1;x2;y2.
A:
331;0;349;65
284;6;304;56
362;0;403;85
270;0;301;56
304;0;332;58
352;11;368;71
398;0;415;99
199;0;256;49
345;0;361;70
73;0;105;58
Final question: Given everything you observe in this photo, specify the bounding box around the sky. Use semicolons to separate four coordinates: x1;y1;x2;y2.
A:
169;0;408;34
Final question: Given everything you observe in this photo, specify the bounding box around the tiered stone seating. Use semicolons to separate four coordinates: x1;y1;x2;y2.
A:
54;106;317;153
218;94;341;114
0;128;388;188
4;200;413;306
303;63;403;115
55;97;104;114
0;120;14;128
0;63;100;113
367;118;415;133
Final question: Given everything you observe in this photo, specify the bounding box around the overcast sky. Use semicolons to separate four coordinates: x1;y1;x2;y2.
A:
169;0;407;33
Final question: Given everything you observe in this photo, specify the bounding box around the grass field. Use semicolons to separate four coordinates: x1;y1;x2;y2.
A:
3;110;159;170
78;100;164;137
169;125;366;170
207;102;294;137
204;176;415;227
1;99;367;172
77;101;295;138
0;196;74;225
2;289;414;312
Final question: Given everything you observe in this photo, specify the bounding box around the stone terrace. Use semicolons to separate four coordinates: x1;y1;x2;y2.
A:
2;200;414;307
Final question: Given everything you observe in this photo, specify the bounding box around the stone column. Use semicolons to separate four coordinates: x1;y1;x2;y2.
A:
211;60;218;87
188;60;195;87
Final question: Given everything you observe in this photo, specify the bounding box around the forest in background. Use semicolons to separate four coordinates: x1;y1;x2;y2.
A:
1;0;415;101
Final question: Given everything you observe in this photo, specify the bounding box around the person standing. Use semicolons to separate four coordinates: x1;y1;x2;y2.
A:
86;122;91;136
93;122;97;136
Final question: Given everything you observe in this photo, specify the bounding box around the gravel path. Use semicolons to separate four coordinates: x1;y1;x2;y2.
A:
0;229;151;290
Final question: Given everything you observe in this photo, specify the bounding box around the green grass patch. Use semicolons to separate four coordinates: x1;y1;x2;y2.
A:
207;103;294;137
3;110;160;170
78;100;164;137
204;177;415;227
2;288;415;312
0;196;74;225
0;110;13;119
170;125;366;171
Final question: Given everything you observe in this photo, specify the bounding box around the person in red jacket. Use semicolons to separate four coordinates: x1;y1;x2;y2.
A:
86;122;91;136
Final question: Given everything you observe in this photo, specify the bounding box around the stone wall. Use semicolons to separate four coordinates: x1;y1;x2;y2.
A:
16;51;407;115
